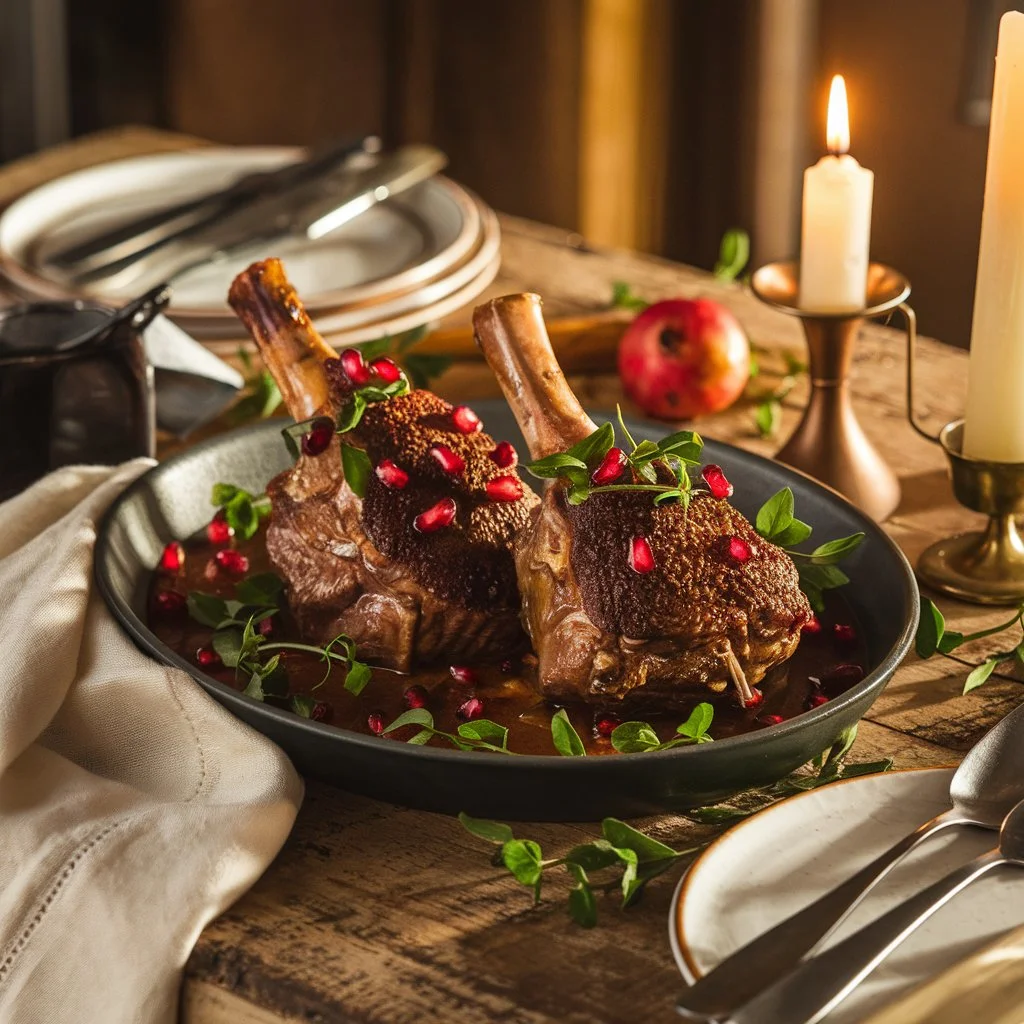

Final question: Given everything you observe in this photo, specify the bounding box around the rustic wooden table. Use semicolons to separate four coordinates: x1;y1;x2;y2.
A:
5;129;1018;1024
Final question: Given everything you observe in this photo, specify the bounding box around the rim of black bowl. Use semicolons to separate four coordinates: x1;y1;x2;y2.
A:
95;413;920;773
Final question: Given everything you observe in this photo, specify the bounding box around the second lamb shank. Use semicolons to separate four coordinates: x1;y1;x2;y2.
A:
473;293;812;712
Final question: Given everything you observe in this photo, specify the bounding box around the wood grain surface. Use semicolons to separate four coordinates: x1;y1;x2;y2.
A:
3;129;1015;1024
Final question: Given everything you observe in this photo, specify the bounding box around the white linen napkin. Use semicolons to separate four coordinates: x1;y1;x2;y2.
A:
0;461;303;1024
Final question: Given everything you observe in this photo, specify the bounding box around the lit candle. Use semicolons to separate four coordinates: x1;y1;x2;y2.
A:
798;75;874;312
962;11;1024;463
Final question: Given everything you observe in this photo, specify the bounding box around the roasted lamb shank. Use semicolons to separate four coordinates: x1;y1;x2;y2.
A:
228;260;538;671
473;293;811;711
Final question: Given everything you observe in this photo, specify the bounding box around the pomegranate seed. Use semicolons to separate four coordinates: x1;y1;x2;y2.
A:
500;658;515;674
802;615;822;636
214;549;249;575
740;688;764;710
594;714;620;738
159;541;185;572
341;348;371;385
701;464;734;499
824;663;865;686
429;445;465;475
761;714;785;726
154;589;186;613
369;356;402;383
206;511;233;546
375;459;409;489
311;701;332;722
367;711;385;735
489;441;518;468
452;405;482;433
196;647;221;668
301;416;335;456
414;497;457;532
404;684;429;709
833;623;858;645
449;665;479;685
257;617;273;636
808;694;829;709
457;697;485;721
486;475;524;502
629;536;656;574
727;536;752;564
591;447;627;485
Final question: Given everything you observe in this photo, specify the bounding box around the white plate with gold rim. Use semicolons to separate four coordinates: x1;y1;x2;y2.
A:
670;767;1024;1023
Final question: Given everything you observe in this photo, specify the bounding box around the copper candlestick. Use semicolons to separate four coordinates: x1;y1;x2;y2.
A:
750;262;916;522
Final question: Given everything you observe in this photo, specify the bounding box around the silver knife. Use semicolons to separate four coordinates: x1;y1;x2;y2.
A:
59;144;448;294
46;135;380;275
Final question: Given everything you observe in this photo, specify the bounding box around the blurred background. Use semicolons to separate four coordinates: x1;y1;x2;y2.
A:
1;0;1019;348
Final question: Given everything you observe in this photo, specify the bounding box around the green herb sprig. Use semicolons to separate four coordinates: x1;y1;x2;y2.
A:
524;408;703;508
383;708;514;753
610;703;714;752
459;723;892;927
753;487;864;612
228;348;283;425
915;596;1024;695
211;482;271;540
459;812;699;927
187;573;372;708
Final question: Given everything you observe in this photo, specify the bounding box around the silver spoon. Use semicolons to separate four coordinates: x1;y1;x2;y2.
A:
727;794;1024;1024
677;701;1024;1021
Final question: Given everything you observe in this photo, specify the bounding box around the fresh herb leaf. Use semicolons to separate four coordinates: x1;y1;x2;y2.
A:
712;228;750;282
551;709;587;757
229;366;283;425
383;708;435;734
336;392;369;433
755;487;795;542
404;353;453;389
458;719;510;750
916;597;946;657
755;399;782;437
211;627;243;667
187;592;231;629
564;840;622;872
566;863;598;927
234;572;283;608
501;839;544;892
610;721;662;753
964;658;1001;694
676;702;714;743
210;482;271;541
458;812;515;845
610;281;649;312
525;452;590;479
343;660;372;696
602;818;679;862
291;694;315;718
340;443;372;499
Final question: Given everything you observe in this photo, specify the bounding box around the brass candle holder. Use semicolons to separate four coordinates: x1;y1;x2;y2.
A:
750;261;916;522
909;420;1024;605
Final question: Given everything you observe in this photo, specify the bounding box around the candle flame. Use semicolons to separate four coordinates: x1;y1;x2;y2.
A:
826;74;850;156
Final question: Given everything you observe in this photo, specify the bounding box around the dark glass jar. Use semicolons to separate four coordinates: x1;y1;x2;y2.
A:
0;299;155;500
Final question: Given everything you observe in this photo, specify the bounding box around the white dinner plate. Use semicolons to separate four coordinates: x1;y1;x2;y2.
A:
670;767;1024;1024
0;147;487;324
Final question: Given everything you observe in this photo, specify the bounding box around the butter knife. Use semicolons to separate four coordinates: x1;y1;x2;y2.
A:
63;144;447;294
46;135;378;276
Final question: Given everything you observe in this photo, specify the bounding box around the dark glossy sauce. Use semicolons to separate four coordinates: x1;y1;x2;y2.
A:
148;525;868;756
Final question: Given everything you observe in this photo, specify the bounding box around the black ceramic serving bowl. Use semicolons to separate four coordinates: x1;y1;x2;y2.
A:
96;402;918;821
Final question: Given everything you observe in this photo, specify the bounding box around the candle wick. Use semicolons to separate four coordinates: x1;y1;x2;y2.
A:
828;143;848;158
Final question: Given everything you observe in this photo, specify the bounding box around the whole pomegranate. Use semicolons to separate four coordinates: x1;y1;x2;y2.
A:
618;298;750;420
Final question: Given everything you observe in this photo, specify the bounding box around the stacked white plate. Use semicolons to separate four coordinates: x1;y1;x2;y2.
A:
0;147;501;344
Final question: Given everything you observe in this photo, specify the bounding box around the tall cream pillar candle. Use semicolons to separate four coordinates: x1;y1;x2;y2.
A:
963;11;1024;463
799;75;874;312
